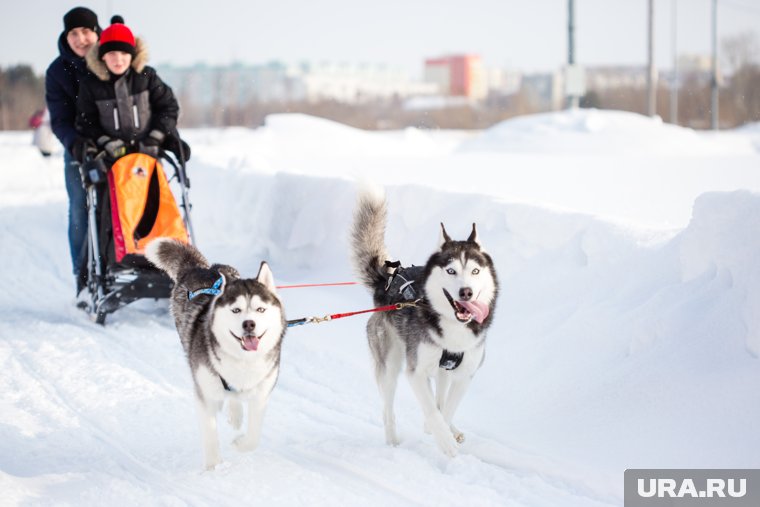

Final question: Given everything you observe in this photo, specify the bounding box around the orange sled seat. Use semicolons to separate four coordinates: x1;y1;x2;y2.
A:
108;153;189;262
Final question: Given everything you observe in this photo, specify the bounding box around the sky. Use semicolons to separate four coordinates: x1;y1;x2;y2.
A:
2;0;759;77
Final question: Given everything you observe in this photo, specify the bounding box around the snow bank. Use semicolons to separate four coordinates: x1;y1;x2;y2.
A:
737;121;760;133
190;114;455;165
0;132;65;206
679;191;760;356
177;110;760;230
458;109;757;156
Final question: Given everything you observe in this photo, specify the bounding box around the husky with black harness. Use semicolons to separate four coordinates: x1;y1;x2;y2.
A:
351;187;499;457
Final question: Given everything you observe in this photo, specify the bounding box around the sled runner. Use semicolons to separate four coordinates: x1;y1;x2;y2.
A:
78;149;193;324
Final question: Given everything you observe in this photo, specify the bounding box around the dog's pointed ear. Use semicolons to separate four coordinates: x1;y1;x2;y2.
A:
211;263;240;281
439;222;452;247
467;223;480;246
256;261;276;293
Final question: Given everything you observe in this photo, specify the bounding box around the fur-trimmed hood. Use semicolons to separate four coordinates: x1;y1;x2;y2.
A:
85;37;148;81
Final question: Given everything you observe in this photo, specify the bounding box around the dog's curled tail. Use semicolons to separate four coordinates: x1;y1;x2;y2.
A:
145;238;209;281
351;186;390;290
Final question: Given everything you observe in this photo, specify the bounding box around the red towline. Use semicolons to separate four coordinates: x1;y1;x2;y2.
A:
276;281;357;289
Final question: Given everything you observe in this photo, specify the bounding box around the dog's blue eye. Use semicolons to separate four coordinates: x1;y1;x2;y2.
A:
231;308;241;314
446;268;456;275
256;307;266;313
472;268;480;275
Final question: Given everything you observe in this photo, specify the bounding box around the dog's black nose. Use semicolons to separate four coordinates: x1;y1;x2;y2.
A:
459;287;473;300
242;320;256;333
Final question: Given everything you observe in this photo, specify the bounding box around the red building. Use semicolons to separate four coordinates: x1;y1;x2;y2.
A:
424;54;486;99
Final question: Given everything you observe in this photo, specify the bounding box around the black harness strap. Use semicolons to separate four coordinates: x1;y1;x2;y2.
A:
383;260;401;290
383;260;463;371
220;375;234;392
384;261;424;302
439;350;464;370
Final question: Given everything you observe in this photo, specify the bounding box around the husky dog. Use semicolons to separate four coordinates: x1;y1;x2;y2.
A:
145;238;286;470
351;189;498;456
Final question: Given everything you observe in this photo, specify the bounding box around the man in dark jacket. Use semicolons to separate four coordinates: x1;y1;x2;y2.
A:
45;6;101;294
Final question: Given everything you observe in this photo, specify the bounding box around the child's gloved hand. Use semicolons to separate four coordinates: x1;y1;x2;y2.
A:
96;135;127;160
138;130;164;158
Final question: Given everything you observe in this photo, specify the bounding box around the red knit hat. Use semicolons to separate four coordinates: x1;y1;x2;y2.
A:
98;16;135;58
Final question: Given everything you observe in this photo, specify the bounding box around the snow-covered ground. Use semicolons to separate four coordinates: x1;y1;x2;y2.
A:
1;109;759;506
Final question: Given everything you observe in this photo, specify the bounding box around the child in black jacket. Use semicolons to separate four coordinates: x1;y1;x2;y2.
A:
74;17;186;162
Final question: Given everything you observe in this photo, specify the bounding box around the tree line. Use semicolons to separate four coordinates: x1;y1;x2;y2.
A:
0;65;45;130
1;55;758;132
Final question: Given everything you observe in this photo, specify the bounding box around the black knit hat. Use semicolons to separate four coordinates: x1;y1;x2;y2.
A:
63;7;101;34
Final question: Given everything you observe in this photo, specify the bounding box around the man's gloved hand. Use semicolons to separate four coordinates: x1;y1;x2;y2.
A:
96;135;127;160
71;137;97;163
138;130;165;158
165;133;191;162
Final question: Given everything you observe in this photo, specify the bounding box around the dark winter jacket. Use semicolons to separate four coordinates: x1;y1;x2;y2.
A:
45;32;93;152
75;38;179;148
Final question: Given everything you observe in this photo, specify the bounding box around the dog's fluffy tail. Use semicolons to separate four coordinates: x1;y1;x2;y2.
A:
351;185;390;291
145;238;209;281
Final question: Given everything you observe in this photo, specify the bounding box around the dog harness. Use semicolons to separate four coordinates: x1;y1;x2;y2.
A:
384;261;424;302
439;350;464;370
385;261;465;371
220;375;235;392
188;276;223;300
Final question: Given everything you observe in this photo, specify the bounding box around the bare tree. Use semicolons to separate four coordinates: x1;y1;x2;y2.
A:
722;31;759;74
722;31;760;126
0;65;45;130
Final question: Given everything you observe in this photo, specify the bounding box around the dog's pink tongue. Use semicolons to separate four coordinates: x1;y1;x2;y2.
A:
458;300;489;324
242;336;260;351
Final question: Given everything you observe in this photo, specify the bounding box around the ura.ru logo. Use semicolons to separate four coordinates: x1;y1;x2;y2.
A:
637;478;746;499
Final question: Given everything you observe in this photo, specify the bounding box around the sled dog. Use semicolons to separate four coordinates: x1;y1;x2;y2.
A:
146;238;286;469
351;188;498;456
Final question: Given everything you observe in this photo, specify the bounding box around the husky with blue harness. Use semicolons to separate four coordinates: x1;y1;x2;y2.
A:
351;187;499;457
145;238;286;470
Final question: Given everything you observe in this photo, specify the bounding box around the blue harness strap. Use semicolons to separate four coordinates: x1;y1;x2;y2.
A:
188;276;224;300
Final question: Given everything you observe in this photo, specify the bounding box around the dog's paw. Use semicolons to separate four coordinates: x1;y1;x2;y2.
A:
384;420;401;446
204;457;222;471
434;432;459;457
202;446;223;471
449;424;465;443
233;435;259;452
385;432;401;447
427;417;459;457
226;400;243;430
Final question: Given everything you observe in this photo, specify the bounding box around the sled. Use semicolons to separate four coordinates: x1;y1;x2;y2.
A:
78;149;194;324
